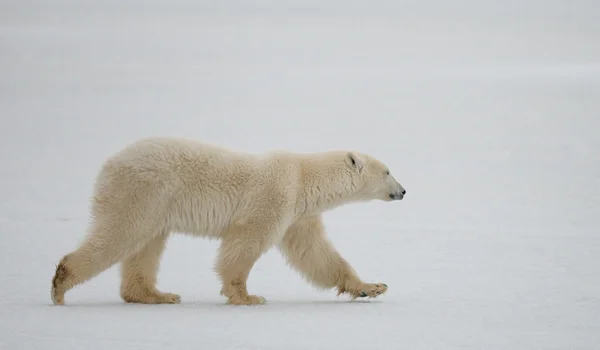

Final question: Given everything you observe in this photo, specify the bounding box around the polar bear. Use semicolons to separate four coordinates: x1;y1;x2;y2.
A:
51;137;406;306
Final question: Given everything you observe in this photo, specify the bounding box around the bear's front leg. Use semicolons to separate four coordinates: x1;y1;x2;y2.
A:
279;215;389;301
215;231;271;305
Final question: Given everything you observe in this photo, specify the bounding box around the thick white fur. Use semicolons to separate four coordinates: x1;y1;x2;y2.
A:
51;137;406;305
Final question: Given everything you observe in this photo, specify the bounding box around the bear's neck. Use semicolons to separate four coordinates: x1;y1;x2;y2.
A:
295;156;360;216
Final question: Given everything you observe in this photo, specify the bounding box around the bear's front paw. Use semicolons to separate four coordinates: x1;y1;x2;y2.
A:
337;282;388;300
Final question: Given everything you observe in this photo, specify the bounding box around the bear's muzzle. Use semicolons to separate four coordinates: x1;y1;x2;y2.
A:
389;189;406;200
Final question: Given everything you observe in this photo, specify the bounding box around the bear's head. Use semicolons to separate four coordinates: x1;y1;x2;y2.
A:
345;152;406;202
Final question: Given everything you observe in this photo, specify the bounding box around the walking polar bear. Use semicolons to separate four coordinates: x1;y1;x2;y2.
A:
51;137;406;305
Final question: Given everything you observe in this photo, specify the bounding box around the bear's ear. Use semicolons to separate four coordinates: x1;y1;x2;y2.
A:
346;152;364;173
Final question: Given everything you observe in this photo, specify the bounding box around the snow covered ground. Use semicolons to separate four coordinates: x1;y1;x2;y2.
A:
1;1;599;349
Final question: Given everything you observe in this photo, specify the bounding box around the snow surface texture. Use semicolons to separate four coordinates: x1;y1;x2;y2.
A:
1;1;599;349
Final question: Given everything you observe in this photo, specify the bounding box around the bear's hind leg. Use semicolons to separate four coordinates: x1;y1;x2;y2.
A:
215;233;270;305
51;223;153;305
120;233;180;304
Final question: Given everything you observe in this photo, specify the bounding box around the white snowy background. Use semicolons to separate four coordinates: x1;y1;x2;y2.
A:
1;0;599;349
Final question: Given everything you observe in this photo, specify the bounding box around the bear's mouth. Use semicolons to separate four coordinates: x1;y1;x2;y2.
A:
389;193;404;200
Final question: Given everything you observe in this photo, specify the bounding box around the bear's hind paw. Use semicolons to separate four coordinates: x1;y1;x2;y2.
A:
227;294;266;305
123;292;181;304
51;286;65;305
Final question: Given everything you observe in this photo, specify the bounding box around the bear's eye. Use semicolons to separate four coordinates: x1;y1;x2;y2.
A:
385;170;390;175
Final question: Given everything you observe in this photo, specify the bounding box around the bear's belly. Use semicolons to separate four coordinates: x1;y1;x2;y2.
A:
166;195;236;238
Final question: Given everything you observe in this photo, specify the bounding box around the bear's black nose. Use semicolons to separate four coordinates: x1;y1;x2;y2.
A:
402;189;406;195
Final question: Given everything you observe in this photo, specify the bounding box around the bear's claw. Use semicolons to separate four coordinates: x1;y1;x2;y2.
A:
338;282;388;300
